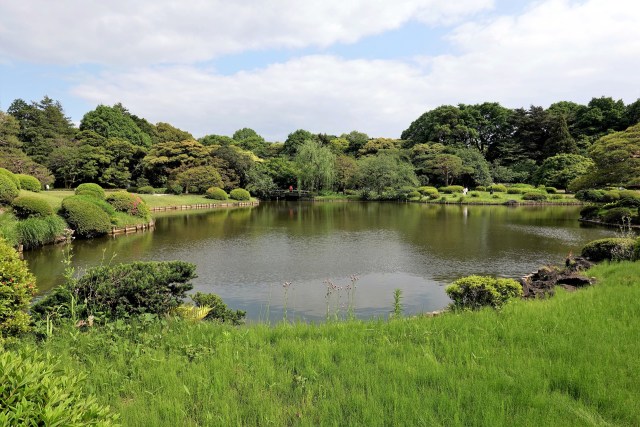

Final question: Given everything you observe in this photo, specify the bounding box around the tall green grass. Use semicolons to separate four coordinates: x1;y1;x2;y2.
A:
0;212;19;246
16;262;640;426
15;215;67;249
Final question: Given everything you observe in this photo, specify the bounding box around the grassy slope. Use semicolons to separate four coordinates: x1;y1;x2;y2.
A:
18;262;640;426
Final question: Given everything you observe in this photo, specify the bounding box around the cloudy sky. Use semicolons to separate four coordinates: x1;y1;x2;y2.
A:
1;0;639;140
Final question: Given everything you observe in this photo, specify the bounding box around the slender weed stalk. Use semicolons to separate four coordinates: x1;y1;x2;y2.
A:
392;288;403;319
282;281;292;322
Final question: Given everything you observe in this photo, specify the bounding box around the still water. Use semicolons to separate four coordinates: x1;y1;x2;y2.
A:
24;202;614;321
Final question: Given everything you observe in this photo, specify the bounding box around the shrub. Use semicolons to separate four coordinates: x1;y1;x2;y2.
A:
0;174;20;204
470;191;480;198
492;194;500;199
439;185;464;194
11;196;53;219
545;187;558;194
550;194;564;199
408;191;422;199
445;275;522;310
230;188;251;201
206;187;229;200
580;205;601;219
615;197;640;208
75;183;105;200
106;191;151;220
507;188;526;194
166;183;183;195
522;192;547;201
489;184;507;193
137;185;155;194
16;216;67;249
16;174;42;192
581;238;637;261
0;351;118;425
191;292;246;325
418;186;439;197
474;186;486;192
601;207;634;224
0;239;36;342
0;213;18;247
32;261;196;321
0;168;20;189
60;195;113;238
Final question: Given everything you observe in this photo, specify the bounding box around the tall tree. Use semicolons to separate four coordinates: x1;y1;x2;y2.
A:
80;104;152;148
294;140;336;192
355;153;418;195
283;129;315;156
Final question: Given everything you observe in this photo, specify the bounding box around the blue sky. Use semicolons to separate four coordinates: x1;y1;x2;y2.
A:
1;0;639;140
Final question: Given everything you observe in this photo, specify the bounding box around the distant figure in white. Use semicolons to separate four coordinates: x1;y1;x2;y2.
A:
463;187;468;195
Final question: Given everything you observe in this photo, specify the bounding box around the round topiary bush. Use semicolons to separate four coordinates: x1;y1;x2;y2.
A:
137;185;155;194
522;192;547;201
474;186;486;192
445;275;522;310
507;188;526;194
106;191;151;220
61;196;112;238
545;187;558;194
75;183;105;200
489;184;507;193
0;168;20;189
0;239;36;342
16;174;42;192
408;191;422;199
230;188;251;201
601;207;634;224
418;186;439;197
580;205;601;219
11;196;53;219
615;197;640;208
581;238;637;261
439;185;464;194
206;186;229;200
0;174;20;205
0;351;119;425
470;191;480;198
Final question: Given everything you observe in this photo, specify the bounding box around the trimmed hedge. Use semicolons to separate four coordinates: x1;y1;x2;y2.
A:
522;192;547;201
205;187;229;200
601;207;634;224
0;174;20;204
580;205;601;219
11;196;53;219
137;185;155;194
418;186;439;197
16;174;41;192
230;188;251;201
0;168;20;189
489;184;507;193
106;191;151;220
581;238;637;262
439;185;464;194
75;183;105;200
446;275;522;310
545;187;558;194
0;239;36;343
474;186;486;192
61;195;113;238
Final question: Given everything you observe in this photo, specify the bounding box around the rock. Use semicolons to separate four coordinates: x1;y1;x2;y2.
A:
520;257;595;299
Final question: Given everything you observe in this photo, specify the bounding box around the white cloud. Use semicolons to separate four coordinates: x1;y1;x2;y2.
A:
0;0;492;65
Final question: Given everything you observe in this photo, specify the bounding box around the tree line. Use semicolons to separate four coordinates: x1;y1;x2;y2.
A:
0;95;639;196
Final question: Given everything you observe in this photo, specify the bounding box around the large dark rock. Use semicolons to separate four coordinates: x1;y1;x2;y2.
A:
520;257;595;298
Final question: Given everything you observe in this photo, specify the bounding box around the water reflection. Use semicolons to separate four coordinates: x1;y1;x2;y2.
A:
25;202;614;321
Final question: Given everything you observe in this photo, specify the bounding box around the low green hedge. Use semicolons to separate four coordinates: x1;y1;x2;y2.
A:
230;188;251;201
601;207;634;224
0;168;20;189
137;185;155;194
106;191;151;220
11;196;53;219
439;185;464;194
16;174;41;192
61;195;113;238
418;186;439;197
489;184;507;193
581;238;637;262
522;192;547;201
75;183;105;200
0;174;20;204
580;205;601;219
206;187;229;200
445;275;522;310
545;187;558;194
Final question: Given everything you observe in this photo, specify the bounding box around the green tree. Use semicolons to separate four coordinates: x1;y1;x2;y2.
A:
585;123;640;187
152;122;193;144
335;155;358;191
355;153;418;195
141;140;212;186
175;166;224;194
80;104;152;148
455;148;492;187
294;140;336;191
0;111;22;148
199;134;235;146
343;130;369;154
533;154;594;190
283;129;315;156
427;154;464;186
263;157;298;189
47;145;110;188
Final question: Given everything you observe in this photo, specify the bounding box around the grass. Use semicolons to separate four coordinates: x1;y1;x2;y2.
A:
13;261;640;426
422;191;579;205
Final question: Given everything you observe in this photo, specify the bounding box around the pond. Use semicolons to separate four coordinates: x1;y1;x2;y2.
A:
24;201;614;322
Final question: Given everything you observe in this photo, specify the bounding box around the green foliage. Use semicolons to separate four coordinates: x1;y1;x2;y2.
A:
15;216;67;249
580;205;601;219
0;239;36;342
355;153;418;195
545;187;558;194
75;183;106;200
522;192;548;201
581;238;637;261
0;148;54;188
0;167;21;189
61;195;113;238
80;104;152;148
33;261;196;321
0;350;119;425
0;213;18;247
534;154;594;190
191;292;246;324
439;185;464;194
165;183;183;195
294;139;336;192
446;275;522;310
489;184;507;193
229;188;251;201
205;187;228;200
601;207;634;224
506;187;526;194
11;195;53;219
106;191;151;220
137;185;155;194
475;186;486;191
0;173;20;204
176;166;224;194
417;186;439;197
587;123;640;187
16;174;42;192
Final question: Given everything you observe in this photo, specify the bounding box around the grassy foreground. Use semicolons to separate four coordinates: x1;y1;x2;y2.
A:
13;262;640;426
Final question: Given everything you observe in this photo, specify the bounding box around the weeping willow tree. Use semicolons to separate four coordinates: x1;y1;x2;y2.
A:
294;139;336;192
